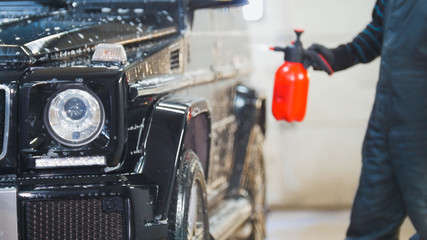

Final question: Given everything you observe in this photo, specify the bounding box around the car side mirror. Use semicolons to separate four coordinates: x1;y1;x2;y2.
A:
189;0;249;11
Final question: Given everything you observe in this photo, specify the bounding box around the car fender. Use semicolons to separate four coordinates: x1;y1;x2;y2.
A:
228;84;266;196
140;94;211;220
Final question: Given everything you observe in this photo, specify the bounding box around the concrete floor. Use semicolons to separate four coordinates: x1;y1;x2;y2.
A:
266;209;416;240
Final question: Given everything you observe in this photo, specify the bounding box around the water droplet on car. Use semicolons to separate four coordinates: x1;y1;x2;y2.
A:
118;8;130;14
134;8;144;14
15;37;20;41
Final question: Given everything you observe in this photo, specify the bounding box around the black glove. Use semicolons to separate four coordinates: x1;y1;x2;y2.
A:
301;45;333;75
309;43;359;72
308;44;335;66
306;44;335;75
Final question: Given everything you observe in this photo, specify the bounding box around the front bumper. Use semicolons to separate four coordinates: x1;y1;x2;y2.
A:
0;174;167;240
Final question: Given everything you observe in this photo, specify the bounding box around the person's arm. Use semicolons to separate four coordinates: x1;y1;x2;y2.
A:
310;0;386;72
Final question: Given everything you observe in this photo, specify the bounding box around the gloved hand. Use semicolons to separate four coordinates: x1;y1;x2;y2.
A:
304;44;334;75
308;43;359;72
308;44;335;66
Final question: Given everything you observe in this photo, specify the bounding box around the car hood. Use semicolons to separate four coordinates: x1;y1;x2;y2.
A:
0;3;179;68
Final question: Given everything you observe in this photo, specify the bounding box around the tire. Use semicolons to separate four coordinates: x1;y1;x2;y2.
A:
167;150;210;240
241;125;267;240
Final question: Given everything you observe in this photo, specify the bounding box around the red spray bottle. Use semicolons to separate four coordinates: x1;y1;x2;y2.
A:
270;30;333;122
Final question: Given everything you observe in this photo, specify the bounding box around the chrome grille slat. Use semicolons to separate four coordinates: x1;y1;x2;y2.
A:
0;86;9;160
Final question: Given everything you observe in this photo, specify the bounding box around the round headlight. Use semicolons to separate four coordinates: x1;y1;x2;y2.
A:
45;89;105;147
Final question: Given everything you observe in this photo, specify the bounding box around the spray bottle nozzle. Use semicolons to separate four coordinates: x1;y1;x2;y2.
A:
269;46;286;52
270;29;333;75
294;29;304;35
270;29;305;63
293;29;304;48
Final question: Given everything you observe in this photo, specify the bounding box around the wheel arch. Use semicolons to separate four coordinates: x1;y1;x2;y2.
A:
228;84;266;196
140;94;211;220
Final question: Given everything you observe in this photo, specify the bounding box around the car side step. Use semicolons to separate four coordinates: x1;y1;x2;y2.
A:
209;196;252;240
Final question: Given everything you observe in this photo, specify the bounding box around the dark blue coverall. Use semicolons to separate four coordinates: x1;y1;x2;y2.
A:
310;0;427;239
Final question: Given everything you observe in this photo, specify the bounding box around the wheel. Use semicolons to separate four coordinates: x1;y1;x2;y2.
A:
241;125;267;240
167;150;210;240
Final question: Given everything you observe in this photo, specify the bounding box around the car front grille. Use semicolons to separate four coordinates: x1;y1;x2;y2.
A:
24;197;126;240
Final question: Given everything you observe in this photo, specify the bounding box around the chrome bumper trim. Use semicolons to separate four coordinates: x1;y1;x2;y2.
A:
0;187;18;240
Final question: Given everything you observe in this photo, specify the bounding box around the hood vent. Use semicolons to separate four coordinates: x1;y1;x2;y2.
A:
0;45;33;69
170;49;180;71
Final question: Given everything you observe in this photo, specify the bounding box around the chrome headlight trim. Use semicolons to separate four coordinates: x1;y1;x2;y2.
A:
45;88;105;147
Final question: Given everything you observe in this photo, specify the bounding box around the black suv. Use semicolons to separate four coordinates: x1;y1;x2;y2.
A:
0;0;266;239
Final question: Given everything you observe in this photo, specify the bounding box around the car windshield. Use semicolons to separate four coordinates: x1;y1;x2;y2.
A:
0;0;177;13
0;0;180;46
0;0;179;28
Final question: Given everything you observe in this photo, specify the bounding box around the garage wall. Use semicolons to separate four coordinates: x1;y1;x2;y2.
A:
247;0;381;208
